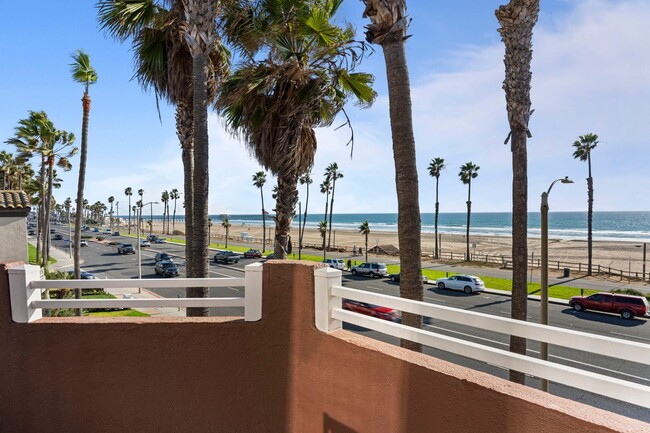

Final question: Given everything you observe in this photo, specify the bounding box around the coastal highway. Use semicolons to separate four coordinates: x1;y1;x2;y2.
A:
49;231;649;422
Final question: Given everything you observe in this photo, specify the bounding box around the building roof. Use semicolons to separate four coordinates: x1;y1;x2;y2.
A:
0;190;31;216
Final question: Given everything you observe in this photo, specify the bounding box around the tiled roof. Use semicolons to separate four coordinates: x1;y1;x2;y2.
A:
0;190;31;210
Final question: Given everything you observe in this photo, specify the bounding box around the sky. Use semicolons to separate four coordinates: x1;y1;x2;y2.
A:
1;0;649;217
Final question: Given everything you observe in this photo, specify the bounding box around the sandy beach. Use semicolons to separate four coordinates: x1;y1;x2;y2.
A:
125;219;648;278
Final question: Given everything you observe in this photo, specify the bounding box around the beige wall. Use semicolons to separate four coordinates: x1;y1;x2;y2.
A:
0;261;645;433
0;217;27;263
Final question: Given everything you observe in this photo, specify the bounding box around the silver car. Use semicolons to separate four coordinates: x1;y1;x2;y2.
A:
435;275;485;294
351;262;389;278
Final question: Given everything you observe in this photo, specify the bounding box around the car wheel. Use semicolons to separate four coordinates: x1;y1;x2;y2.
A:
368;272;375;278
391;276;397;282
572;303;584;312
437;282;445;289
620;309;633;320
464;286;472;295
351;269;357;275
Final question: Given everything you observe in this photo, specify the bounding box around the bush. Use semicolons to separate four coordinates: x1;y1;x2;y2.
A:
96;236;104;241
173;230;184;235
108;241;119;246
81;235;92;239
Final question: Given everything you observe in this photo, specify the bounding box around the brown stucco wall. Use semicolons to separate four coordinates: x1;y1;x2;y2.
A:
0;261;646;433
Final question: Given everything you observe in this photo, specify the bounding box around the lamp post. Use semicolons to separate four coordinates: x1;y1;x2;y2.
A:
540;176;573;392
149;201;155;236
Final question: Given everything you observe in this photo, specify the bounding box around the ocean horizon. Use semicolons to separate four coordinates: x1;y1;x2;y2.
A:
121;211;650;243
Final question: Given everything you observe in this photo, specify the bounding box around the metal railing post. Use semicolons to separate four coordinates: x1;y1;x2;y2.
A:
244;263;263;321
314;266;342;333
8;264;43;323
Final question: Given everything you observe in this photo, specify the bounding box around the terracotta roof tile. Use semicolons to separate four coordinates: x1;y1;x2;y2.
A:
0;190;31;210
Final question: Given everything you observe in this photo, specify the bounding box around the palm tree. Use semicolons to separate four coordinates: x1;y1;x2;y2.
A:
217;0;375;260
124;187;133;233
222;217;231;248
459;162;480;262
362;0;423;351
70;49;97;282
98;0;229;316
359;221;370;262
428;158;445;259
318;220;328;259
298;171;312;259
108;196;115;230
325;163;343;252
170;188;180;234
496;0;539;384
137;189;144;232
320;178;331;245
252;172;267;252
161;190;169;234
573;133;598;276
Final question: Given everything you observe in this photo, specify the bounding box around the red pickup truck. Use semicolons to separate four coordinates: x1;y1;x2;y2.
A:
569;292;649;319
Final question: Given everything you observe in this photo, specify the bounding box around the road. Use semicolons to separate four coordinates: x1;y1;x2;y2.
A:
48;229;650;422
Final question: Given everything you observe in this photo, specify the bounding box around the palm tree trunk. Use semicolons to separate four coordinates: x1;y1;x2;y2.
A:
172;199;177;233
587;155;593;276
260;188;266;253
37;157;47;264
466;180;471;262
300;183;310;258
382;38;423;352
327;178;336;251
42;160;56;267
188;53;210;316
177;102;195;280
434;179;440;259
274;174;299;258
365;233;368;262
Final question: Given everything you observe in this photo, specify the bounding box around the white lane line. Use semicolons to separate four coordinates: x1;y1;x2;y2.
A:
424;324;650;383
610;331;650;342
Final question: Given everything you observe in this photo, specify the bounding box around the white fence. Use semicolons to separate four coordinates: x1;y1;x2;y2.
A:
314;267;650;409
8;263;263;323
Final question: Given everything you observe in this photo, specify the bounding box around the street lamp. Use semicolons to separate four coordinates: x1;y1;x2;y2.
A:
540;176;573;392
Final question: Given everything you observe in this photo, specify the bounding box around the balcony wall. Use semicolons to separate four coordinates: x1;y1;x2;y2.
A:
0;261;645;433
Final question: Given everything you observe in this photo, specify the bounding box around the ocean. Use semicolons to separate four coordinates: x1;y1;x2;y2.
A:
198;211;650;243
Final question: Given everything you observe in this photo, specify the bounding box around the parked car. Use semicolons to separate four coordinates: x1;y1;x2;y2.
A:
52;234;63;240
154;260;179;278
243;249;262;258
154;238;167;244
112;231;120;236
28;229;36;236
264;253;276;260
342;299;400;322
140;240;151;247
569;292;649;319
103;228;112;234
50;228;56;234
435;275;485;294
323;258;345;270
93;228;99;233
147;235;158;242
214;250;241;264
67;271;97;280
351;262;389;278
79;240;88;247
154;252;173;263
117;243;136;255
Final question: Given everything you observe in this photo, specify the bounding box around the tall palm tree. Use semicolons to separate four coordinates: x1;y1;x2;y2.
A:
298;171;312;259
108;196;115;230
362;0;423;351
573;133;598;277
222;217;231;248
98;0;229;316
170;188;180;233
320;178;331;245
64;197;72;225
161;190;169;234
217;0;375;260
359;221;370;262
325;162;343;252
428;157;445;259
70;49;97;282
496;0;539;384
124;187;133;233
318;220;328;259
459;162;480;262
252;172;267;252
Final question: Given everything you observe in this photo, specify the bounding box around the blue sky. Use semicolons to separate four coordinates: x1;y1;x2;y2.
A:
2;0;649;216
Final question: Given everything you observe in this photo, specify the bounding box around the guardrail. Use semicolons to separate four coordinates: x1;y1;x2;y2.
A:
8;263;263;323
313;267;650;408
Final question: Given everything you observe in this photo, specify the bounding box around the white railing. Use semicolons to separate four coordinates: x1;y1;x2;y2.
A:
313;267;650;408
8;263;263;323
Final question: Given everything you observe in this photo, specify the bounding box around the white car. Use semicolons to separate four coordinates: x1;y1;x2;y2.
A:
435;275;485;294
79;240;88;247
140;240;151;247
323;258;345;270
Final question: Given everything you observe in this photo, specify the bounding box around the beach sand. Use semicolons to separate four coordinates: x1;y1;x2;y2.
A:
126;219;648;277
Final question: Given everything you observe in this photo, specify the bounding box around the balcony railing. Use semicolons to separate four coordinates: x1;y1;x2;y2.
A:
8;262;263;323
314;267;650;409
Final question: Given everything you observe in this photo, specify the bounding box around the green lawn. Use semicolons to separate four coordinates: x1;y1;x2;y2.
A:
82;292;150;317
28;243;57;266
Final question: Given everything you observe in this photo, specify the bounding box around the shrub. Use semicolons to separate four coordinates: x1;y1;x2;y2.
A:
96;236;104;241
173;230;184;235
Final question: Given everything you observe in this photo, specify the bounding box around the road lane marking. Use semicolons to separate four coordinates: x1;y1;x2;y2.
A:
610;331;650;342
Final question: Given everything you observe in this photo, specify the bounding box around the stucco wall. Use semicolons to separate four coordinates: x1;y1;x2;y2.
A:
0;261;645;433
0;217;27;263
